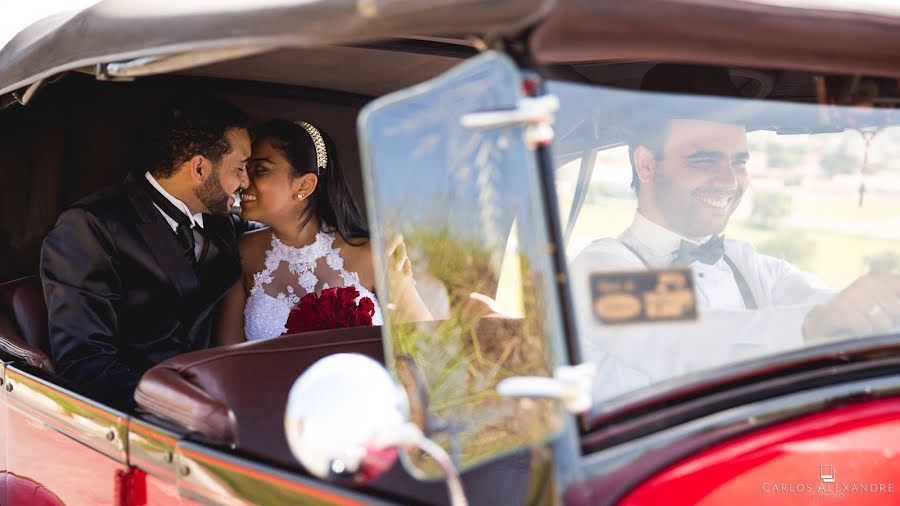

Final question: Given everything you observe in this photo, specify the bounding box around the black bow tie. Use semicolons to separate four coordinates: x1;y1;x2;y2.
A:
673;235;725;265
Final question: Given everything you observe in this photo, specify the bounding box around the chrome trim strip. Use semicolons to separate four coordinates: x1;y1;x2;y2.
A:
129;417;180;480
176;441;400;506
4;365;129;463
98;45;275;80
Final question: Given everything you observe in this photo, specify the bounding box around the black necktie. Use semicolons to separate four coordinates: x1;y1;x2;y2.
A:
142;177;198;268
673;235;725;265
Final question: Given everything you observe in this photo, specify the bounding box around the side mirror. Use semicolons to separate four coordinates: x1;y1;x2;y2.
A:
284;353;407;482
284;353;469;505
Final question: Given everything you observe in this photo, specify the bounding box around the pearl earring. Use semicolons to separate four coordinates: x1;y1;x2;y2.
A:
297;192;304;200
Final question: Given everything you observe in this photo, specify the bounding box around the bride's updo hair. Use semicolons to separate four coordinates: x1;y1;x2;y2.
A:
254;119;369;244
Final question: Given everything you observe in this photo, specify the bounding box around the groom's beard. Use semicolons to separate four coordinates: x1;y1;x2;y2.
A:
195;166;230;216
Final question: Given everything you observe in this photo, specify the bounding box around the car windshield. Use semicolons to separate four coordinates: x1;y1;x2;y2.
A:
358;53;568;476
548;71;900;410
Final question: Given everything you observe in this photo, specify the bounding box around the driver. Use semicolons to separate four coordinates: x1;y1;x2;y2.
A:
571;64;900;400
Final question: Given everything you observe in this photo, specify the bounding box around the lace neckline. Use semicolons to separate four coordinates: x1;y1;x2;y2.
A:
270;230;333;255
255;228;364;299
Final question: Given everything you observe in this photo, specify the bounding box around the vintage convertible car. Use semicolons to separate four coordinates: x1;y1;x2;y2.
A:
2;1;900;505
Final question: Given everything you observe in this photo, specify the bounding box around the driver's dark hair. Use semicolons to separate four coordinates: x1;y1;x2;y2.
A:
627;124;668;191
254;119;369;244
145;94;248;178
629;63;742;190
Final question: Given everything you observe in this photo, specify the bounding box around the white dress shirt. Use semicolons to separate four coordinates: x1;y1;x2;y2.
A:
570;211;835;402
144;171;205;259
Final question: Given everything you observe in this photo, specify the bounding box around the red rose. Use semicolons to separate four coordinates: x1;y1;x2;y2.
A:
282;286;376;335
284;293;319;332
354;297;375;327
338;286;359;304
318;288;337;314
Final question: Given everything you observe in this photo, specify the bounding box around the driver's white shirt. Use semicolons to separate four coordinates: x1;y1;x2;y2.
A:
570;211;835;402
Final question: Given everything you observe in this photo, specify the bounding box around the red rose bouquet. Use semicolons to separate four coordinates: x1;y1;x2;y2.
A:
282;286;375;335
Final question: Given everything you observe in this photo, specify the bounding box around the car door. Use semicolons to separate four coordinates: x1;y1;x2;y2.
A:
2;365;129;505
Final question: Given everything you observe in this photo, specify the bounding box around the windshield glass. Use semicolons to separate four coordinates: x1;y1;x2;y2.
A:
359;52;568;477
549;69;900;409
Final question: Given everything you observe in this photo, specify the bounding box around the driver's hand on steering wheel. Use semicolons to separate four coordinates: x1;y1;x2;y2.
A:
803;271;900;342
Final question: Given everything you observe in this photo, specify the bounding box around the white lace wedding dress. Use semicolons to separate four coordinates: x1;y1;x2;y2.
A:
244;230;383;341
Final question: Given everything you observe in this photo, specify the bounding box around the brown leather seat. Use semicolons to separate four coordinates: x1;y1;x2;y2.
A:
0;276;53;372
0;276;50;353
135;326;385;452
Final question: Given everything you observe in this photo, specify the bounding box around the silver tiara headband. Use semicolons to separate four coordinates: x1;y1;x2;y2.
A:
294;121;328;173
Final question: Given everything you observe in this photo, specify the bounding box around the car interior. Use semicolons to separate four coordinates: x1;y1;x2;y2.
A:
1;40;898;503
0;43;543;505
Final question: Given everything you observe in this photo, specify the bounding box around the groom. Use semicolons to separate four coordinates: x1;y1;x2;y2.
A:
40;95;251;410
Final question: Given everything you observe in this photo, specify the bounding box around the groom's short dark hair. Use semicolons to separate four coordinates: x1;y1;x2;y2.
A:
145;94;248;178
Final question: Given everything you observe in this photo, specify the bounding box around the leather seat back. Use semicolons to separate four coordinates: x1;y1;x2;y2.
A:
0;276;53;372
0;276;50;354
135;326;385;462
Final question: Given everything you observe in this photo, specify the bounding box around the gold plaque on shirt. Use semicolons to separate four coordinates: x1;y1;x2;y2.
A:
590;268;697;325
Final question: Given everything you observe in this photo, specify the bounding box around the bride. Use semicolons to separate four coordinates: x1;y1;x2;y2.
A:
217;119;431;344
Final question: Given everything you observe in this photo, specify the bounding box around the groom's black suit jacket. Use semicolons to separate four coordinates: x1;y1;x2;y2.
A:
40;173;243;410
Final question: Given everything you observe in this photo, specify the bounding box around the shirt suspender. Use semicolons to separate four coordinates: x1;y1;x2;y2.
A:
721;255;758;310
620;241;758;310
621;242;651;268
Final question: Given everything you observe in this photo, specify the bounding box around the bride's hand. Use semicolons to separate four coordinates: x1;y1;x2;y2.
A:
384;233;433;322
386;233;414;290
